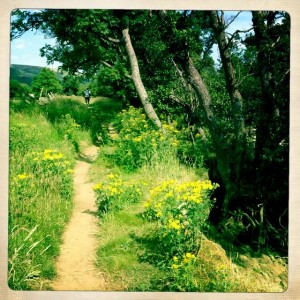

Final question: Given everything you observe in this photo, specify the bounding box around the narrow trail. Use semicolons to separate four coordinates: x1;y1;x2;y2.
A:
50;145;107;291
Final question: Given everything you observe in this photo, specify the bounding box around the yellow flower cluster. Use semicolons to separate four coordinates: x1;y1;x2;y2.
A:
145;179;218;211
13;173;33;181
28;149;74;174
162;123;179;134
94;174;141;196
93;173;146;212
168;218;182;230
42;149;64;161
171;252;197;270
114;107;180;171
144;178;218;256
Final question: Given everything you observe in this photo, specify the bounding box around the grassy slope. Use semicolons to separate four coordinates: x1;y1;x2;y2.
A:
89;146;287;292
88;103;288;292
9;108;75;289
8;99;94;290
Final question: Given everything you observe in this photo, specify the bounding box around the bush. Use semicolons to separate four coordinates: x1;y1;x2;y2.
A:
10;80;32;100
143;178;218;291
55;114;81;153
93;173;147;213
113;107;179;172
31;68;62;97
144;179;218;255
44;97;117;145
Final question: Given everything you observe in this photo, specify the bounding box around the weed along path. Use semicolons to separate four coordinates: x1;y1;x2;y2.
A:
51;145;107;291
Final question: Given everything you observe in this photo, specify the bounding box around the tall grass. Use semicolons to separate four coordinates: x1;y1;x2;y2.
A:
41;96;122;145
8;97;95;290
8;96;123;290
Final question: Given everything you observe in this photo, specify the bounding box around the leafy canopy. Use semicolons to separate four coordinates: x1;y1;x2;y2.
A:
31;68;62;96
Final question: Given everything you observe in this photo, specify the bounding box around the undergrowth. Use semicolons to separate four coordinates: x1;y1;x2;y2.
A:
90;105;287;292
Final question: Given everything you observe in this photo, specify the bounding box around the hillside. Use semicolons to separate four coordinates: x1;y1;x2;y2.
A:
10;64;63;86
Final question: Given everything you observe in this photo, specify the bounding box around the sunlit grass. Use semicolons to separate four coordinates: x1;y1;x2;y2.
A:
95;203;163;291
9;99;287;292
9;109;78;290
8;96;123;290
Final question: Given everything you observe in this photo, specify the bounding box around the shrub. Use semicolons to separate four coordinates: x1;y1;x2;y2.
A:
55;114;81;153
93;173;147;214
144;179;218;256
10;80;32;100
31;68;62;97
143;179;218;291
113;107;179;172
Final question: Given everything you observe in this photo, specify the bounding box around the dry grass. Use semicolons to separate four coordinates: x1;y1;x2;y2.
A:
197;236;287;292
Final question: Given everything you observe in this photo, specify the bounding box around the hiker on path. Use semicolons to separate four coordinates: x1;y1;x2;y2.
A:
84;89;91;105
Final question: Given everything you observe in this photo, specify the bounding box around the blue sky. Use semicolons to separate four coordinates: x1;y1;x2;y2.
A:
10;10;253;69
10;30;60;69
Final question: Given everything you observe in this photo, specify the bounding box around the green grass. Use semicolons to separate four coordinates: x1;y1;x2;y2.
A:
8;98;287;292
8;96;123;290
42;96;122;145
8;96;102;290
95;203;163;291
9;108;77;290
90;141;209;291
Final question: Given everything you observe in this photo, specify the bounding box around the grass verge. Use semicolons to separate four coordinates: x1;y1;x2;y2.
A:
8;98;94;290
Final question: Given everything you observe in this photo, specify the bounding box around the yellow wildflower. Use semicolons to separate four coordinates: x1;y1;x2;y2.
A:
17;174;28;180
168;219;181;230
156;211;162;217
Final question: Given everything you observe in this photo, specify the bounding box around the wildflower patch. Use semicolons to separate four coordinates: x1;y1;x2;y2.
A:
113;107;179;172
93;174;147;213
144;179;218;256
143;178;219;291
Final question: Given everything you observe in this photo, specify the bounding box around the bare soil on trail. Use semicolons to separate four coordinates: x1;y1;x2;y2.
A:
50;146;107;291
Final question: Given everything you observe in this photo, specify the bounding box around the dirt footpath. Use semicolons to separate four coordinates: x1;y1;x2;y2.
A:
51;146;107;291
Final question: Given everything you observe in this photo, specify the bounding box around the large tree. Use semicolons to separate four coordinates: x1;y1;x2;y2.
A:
147;10;289;250
31;67;62;96
11;9;162;127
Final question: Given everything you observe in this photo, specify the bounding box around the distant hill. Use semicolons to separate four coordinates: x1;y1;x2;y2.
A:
10;64;63;86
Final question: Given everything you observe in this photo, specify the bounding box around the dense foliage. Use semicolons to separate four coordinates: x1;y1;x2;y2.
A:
31;67;63;97
9;79;31;100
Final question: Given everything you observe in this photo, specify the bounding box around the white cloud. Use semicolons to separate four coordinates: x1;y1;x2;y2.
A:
15;43;24;49
14;39;26;49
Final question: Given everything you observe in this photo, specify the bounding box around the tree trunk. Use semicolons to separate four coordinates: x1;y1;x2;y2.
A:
184;57;236;216
122;28;162;128
251;11;277;165
209;11;247;179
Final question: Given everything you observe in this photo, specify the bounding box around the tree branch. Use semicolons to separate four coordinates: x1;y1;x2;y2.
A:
101;37;121;44
101;60;132;79
226;27;254;46
225;11;242;29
